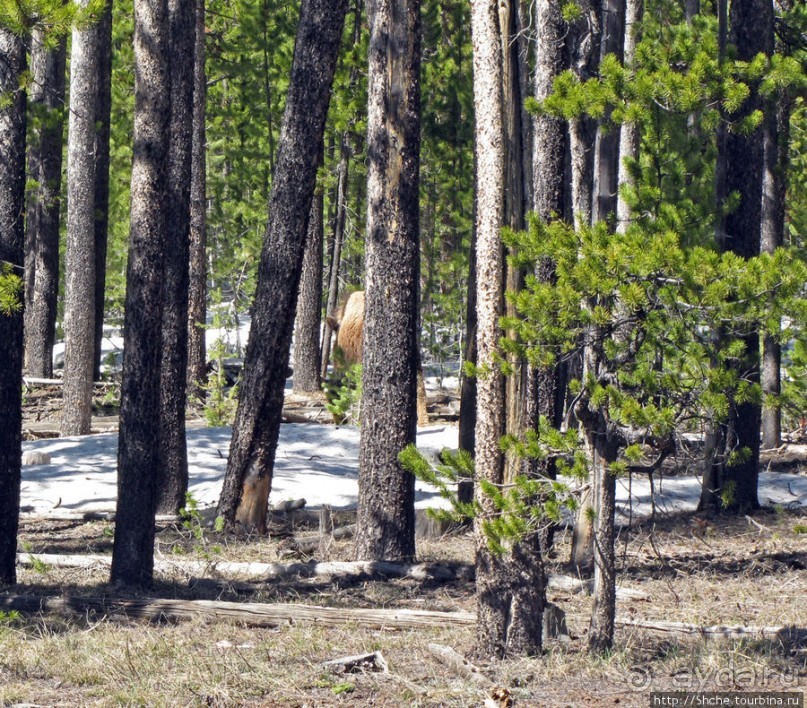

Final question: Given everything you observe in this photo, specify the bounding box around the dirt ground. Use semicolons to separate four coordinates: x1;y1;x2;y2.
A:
2;502;806;707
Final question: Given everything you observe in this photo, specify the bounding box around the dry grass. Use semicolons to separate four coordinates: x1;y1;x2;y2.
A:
3;506;806;706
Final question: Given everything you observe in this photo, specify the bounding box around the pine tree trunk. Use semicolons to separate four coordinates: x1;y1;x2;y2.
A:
615;0;642;233
458;142;478;467
62;11;100;438
457;212;477;491
156;0;196;515
0;29;26;586
759;40;791;450
186;0;208;398
585;410;619;652
566;0;599;227
716;0;773;511
293;187;324;392
532;0;566;225
532;0;568;553
320;137;349;379
591;0;625;227
501;0;528;484
469;0;508;658
111;0;171;588
217;0;347;531
93;1;113;381
23;32;65;379
355;0;421;562
701;0;729;514
568;0;601;573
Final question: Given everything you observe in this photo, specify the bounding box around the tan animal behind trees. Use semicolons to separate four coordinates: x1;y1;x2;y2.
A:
328;290;428;425
334;290;364;367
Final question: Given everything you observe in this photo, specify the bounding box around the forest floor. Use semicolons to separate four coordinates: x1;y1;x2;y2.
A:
5;383;806;705
2;504;806;706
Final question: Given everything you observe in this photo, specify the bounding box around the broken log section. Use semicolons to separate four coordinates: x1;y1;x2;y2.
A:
322;651;389;674
0;594;476;630
546;574;650;600
616;619;807;642
427;643;492;686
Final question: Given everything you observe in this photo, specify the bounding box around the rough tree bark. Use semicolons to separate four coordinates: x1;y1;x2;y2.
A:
760;102;785;449
578;1;625;649
580;390;619;653
759;0;792;450
186;0;208;398
23;31;65;379
355;0;421;561
156;0;196;515
568;0;602;573
497;0;549;657
217;0;347;531
62;8;100;437
93;1;113;381
470;0;544;659
712;0;773;511
111;0;171;587
501;0;528;485
293;186;324;392
532;0;568;554
457;212;476;495
0;29;27;586
700;0;729;513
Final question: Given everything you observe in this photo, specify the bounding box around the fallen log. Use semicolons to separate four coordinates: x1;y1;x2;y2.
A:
546;574;650;600
281;409;329;424
23;377;115;388
16;553;649;596
16;553;465;582
616;618;807;642
0;594;476;630
427;643;492;686
17;512;180;523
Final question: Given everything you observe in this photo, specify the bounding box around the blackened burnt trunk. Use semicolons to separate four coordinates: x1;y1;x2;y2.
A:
111;0;171;588
217;0;347;530
532;0;568;554
186;0;208;398
93;1;113;381
355;0;421;562
293;186;324;393
0;29;27;585
715;0;773;511
157;0;196;514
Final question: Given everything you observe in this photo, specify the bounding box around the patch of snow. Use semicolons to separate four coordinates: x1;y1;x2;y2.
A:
20;424;459;515
20;424;807;519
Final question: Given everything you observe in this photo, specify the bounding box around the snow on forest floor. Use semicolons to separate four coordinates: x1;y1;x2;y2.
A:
20;422;807;518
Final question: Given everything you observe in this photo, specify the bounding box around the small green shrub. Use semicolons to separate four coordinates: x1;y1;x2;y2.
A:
323;359;362;426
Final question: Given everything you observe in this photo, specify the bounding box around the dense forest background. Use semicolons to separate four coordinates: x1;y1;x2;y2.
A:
100;0;474;368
